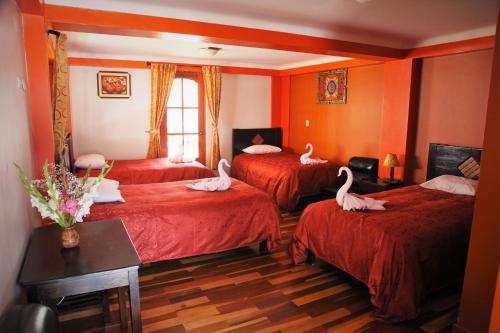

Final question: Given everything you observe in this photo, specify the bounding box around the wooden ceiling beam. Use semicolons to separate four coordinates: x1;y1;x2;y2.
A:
44;4;405;61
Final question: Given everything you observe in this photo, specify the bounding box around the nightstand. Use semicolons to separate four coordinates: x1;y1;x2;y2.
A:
320;186;339;200
359;178;404;194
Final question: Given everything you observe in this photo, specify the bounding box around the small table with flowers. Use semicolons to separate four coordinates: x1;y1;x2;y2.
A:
18;219;142;332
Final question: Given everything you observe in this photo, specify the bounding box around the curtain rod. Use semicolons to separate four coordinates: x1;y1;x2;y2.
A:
47;29;61;37
145;61;203;68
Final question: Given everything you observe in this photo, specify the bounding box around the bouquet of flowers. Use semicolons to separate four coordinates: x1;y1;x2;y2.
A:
15;161;113;229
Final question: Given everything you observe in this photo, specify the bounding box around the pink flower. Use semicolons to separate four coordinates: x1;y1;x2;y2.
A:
59;199;79;216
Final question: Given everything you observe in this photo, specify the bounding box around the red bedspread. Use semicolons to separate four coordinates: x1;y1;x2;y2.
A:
231;152;339;211
85;178;281;264
290;185;474;322
76;158;215;185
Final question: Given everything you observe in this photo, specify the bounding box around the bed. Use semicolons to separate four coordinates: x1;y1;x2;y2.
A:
75;158;215;185
290;143;481;322
84;178;282;264
231;128;339;211
67;134;215;184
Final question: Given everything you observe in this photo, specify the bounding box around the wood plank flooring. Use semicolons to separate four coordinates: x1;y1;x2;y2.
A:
59;212;461;333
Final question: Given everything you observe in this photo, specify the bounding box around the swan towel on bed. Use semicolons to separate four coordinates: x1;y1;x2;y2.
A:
300;143;328;165
169;143;194;163
336;166;387;211
186;159;231;191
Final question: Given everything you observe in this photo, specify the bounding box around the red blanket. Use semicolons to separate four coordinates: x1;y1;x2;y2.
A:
85;178;281;264
231;152;339;211
76;158;215;185
290;185;473;322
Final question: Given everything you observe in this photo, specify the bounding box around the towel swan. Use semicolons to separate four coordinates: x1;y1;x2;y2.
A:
300;143;327;165
186;159;231;191
336;166;387;211
169;143;194;163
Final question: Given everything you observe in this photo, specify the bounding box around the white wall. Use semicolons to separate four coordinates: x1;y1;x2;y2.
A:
0;0;37;314
70;69;271;163
70;67;151;159
206;73;271;163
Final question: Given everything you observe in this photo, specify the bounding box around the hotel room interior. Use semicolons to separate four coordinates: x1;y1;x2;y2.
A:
1;0;499;332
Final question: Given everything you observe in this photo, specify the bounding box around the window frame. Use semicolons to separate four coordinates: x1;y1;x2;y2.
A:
160;72;206;165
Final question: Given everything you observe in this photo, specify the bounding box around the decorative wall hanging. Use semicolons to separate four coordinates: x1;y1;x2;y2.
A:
317;68;347;104
97;71;131;98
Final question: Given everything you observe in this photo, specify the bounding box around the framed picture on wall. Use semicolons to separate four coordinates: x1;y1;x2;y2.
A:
97;71;131;98
317;68;347;104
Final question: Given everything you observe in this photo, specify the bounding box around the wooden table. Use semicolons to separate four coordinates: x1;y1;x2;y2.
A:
19;219;142;332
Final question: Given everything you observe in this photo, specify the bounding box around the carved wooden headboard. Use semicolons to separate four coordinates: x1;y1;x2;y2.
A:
232;128;283;158
426;143;482;180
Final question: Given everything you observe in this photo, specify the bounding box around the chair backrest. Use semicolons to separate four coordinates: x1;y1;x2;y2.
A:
348;157;379;179
0;304;58;333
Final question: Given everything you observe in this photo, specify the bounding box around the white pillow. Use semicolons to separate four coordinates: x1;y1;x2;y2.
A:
75;154;106;169
80;177;119;191
93;188;125;203
420;175;478;196
242;144;282;154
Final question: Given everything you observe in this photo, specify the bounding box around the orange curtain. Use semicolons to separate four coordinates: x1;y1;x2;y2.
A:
147;63;176;158
202;66;222;169
52;33;69;163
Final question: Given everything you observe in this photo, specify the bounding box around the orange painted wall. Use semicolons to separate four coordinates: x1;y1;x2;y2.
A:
378;59;420;181
408;49;493;183
22;13;54;175
455;12;500;332
288;64;384;164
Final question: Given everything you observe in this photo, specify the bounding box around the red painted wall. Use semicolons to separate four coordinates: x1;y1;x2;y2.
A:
22;13;54;175
288;64;384;164
379;59;419;180
456;13;500;331
408;49;493;183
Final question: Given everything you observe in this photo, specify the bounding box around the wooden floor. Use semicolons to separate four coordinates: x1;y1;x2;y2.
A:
59;212;461;333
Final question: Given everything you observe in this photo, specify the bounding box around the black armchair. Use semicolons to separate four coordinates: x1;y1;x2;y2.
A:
0;304;58;333
342;156;379;194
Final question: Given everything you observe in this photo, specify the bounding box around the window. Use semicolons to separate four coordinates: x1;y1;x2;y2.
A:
165;74;205;162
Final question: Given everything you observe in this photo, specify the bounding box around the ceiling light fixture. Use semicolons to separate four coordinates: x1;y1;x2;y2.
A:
202;46;222;56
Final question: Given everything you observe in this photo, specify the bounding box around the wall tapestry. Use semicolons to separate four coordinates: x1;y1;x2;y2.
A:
97;71;131;98
317;68;347;104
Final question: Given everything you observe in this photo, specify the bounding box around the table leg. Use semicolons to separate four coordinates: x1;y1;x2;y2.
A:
128;269;142;333
101;290;111;324
118;287;128;331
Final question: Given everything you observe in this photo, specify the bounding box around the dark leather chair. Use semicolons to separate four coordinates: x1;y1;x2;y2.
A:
0;304;58;333
345;157;379;194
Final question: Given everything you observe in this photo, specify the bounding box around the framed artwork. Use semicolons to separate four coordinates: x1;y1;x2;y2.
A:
97;71;131;98
317;68;347;104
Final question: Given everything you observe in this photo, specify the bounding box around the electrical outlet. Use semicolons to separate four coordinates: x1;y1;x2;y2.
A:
305;120;310;127
17;77;26;91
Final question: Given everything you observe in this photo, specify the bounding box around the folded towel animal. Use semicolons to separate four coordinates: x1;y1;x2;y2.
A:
300;143;328;165
186;159;231;191
169;143;194;163
336;166;387;211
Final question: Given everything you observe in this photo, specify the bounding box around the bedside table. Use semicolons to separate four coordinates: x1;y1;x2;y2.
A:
320;186;339;200
359;178;404;194
19;220;142;332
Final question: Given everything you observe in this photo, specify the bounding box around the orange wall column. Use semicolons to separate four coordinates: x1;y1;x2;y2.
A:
271;75;290;147
454;10;500;333
22;13;54;175
379;59;420;180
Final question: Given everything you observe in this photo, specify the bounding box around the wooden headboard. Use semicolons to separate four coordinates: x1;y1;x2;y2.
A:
426;143;482;180
65;133;76;173
232;128;283;157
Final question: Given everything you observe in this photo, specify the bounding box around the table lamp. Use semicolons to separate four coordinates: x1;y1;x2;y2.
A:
383;153;400;182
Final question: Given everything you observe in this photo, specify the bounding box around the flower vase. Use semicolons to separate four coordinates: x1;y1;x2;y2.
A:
61;226;80;248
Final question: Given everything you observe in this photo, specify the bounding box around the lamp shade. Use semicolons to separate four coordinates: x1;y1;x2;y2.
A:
383;153;400;168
